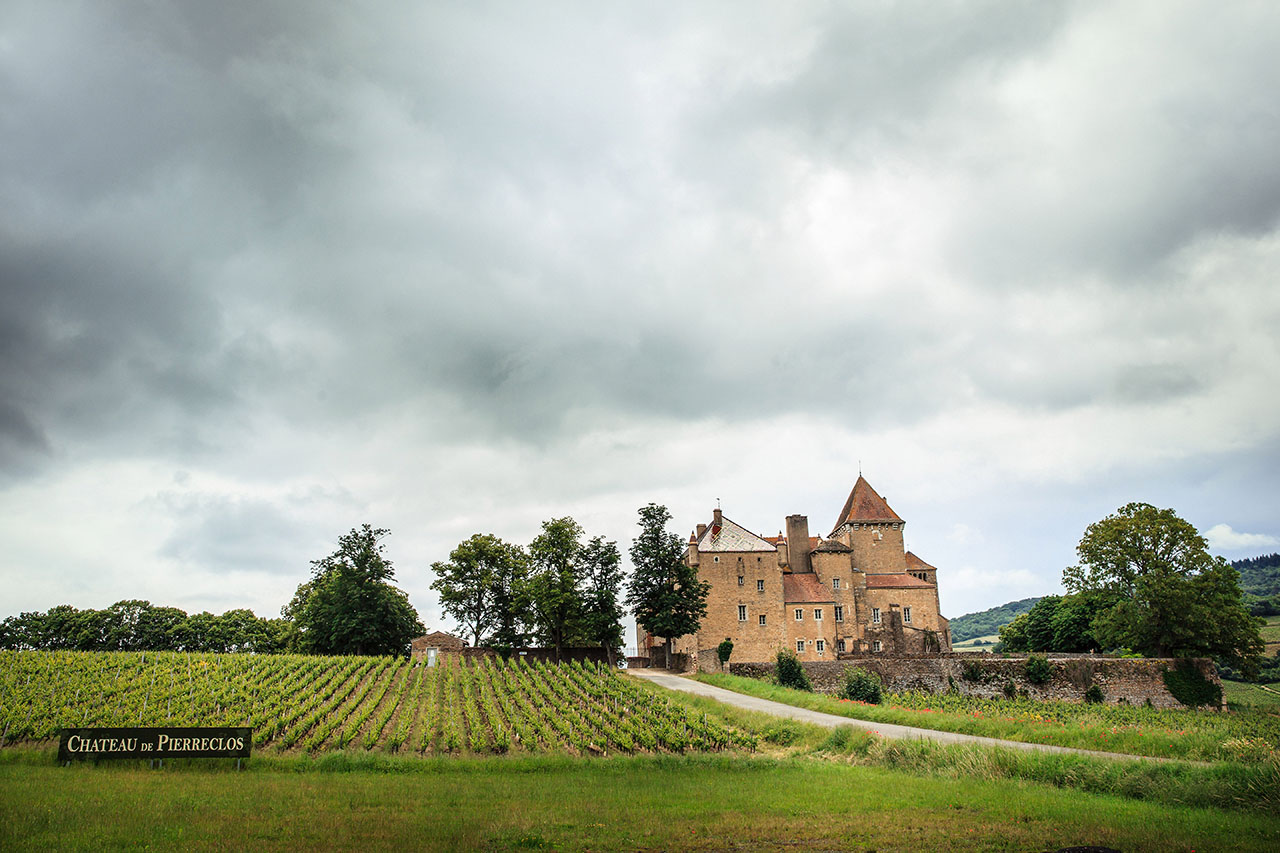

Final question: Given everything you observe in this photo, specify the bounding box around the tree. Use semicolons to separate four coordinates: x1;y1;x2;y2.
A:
290;524;425;656
579;535;625;666
1063;502;1264;675
525;517;586;662
626;503;710;670
430;533;526;648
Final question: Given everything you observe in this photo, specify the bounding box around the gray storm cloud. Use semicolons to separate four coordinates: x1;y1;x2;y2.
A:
1;1;1277;621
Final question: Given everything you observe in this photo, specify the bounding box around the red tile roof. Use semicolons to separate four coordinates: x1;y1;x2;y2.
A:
865;573;933;589
782;573;834;603
831;475;902;533
905;552;937;572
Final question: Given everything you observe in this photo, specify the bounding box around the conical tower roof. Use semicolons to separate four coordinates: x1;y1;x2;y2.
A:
831;475;902;534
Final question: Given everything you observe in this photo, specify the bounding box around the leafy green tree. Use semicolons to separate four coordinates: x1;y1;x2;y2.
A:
579;535;625;666
997;612;1030;652
430;533;526;648
291;524;425;656
1022;595;1061;651
525;517;586;662
1050;590;1113;652
626;503;710;670
1064;502;1264;675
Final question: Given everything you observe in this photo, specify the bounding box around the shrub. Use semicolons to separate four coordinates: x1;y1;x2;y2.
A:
761;722;802;745
1084;684;1105;704
1024;654;1052;686
1162;659;1222;708
839;667;882;704
775;649;812;691
1003;680;1017;699
961;659;985;682
716;639;734;668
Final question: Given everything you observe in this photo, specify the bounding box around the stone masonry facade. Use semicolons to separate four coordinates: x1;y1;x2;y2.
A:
728;656;1221;709
639;477;951;665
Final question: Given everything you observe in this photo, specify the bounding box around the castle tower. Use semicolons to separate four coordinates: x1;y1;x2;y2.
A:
830;475;907;575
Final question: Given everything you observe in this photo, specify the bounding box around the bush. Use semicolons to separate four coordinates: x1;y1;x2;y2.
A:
716;639;733;668
1024;654;1052;686
1002;680;1017;699
775;649;812;691
839;666;882;704
1084;684;1104;704
1162;659;1222;708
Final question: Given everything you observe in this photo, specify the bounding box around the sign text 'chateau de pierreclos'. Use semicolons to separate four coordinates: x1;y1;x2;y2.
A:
639;477;952;664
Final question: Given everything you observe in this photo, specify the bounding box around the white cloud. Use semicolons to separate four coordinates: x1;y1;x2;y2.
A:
1204;524;1279;552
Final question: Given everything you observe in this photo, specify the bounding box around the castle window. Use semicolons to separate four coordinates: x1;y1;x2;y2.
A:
758;614;766;626
756;579;764;592
737;605;747;622
813;608;822;621
796;640;805;653
794;608;803;621
873;640;882;653
738;575;744;586
816;640;825;654
837;639;846;653
834;606;844;623
832;577;841;590
872;607;881;624
713;556;719;563
903;607;912;624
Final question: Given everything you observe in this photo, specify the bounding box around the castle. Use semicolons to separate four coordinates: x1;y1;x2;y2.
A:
638;476;951;666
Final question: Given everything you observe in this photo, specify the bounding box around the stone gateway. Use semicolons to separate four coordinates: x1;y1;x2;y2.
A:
638;476;951;669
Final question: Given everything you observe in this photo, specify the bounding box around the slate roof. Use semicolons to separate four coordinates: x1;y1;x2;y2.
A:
782;573;834;603
831;475;903;533
698;514;777;552
865;573;933;589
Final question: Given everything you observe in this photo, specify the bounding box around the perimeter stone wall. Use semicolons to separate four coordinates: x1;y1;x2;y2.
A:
728;655;1220;709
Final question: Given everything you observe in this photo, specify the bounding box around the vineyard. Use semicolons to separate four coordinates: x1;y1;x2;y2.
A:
0;650;755;755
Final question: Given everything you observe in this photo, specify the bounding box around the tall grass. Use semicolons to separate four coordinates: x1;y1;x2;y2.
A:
696;671;1280;762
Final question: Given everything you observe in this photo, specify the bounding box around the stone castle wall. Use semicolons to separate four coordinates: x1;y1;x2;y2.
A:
729;655;1219;709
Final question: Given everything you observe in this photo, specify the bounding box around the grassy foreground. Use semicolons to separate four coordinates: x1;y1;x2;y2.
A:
2;753;1279;852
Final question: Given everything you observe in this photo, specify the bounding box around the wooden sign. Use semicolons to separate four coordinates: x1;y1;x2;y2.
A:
58;727;252;761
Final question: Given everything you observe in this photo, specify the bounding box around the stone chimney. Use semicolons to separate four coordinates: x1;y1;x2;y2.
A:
786;514;812;573
712;508;722;525
696;523;707;539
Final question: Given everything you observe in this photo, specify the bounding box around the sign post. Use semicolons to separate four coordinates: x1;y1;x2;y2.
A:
58;727;252;763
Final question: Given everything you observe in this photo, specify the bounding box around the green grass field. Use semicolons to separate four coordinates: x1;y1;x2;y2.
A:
951;634;1000;650
4;649;1279;850
695;671;1280;763
2;752;1278;852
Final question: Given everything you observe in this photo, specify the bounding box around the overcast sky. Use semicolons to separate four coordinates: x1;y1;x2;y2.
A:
3;1;1279;641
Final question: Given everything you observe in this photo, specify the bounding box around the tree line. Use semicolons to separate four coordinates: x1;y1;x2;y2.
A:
0;600;289;654
1;524;423;657
1;503;708;664
998;502;1266;679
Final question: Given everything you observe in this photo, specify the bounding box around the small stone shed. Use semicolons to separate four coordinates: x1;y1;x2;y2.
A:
410;631;466;665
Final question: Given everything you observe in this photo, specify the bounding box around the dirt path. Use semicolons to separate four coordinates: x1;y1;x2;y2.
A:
628;669;1182;762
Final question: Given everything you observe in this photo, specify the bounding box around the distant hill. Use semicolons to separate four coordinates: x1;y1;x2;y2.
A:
949;597;1043;643
1233;553;1280;599
947;557;1280;643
